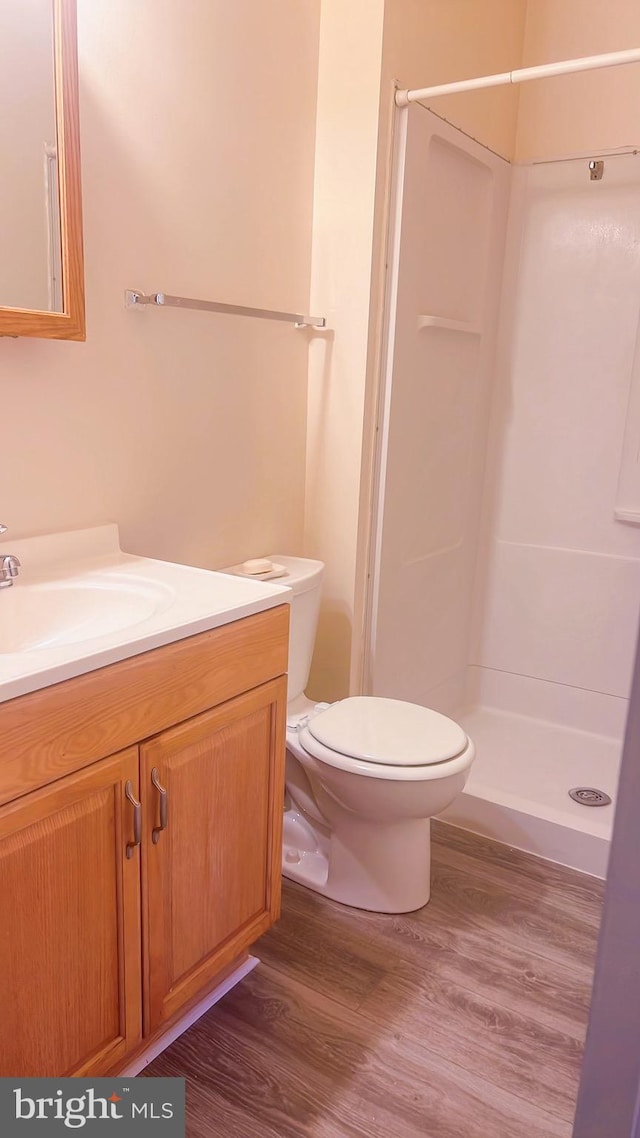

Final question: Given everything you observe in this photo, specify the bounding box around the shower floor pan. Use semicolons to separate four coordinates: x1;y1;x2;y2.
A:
439;705;621;878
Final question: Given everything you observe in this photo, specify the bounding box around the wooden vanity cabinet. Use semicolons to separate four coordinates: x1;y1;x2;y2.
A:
0;605;288;1077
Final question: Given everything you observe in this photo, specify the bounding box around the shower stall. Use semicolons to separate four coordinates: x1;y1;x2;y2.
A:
366;99;640;877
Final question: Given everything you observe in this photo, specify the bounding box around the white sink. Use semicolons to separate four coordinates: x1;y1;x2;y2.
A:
0;525;291;702
0;575;176;653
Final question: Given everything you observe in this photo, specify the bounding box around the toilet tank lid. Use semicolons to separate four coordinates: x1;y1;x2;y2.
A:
306;696;468;766
263;555;324;596
219;554;323;594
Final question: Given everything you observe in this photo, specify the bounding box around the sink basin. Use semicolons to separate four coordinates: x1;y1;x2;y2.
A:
0;575;176;653
0;524;291;703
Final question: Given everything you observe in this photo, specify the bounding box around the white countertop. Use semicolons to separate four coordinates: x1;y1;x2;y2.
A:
0;525;291;703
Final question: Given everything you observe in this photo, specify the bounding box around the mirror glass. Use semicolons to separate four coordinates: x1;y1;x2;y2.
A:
0;0;62;313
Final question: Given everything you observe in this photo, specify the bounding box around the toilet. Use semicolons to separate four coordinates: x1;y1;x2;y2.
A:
225;555;475;914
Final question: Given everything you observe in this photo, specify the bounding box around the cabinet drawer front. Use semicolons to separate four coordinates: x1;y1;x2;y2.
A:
141;678;286;1032
0;748;142;1076
0;605;289;806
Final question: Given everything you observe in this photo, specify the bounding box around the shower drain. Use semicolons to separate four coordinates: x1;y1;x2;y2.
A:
568;787;612;807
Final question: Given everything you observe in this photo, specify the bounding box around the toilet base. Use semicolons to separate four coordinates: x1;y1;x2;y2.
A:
282;805;432;914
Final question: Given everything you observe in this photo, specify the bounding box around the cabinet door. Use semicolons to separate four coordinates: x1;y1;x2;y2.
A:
141;677;286;1032
0;748;142;1076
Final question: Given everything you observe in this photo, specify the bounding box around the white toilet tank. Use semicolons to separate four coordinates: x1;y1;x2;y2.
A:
220;554;324;702
266;555;324;701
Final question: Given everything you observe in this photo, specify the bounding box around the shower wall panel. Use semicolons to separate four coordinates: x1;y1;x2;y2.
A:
370;106;510;709
471;156;640;716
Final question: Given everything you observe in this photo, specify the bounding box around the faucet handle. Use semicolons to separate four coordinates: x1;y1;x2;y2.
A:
1;555;20;577
0;552;20;587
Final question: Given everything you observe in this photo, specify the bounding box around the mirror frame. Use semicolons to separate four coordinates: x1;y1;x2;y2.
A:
0;0;85;340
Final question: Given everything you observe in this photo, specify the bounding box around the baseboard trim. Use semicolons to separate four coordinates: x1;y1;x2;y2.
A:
120;955;259;1076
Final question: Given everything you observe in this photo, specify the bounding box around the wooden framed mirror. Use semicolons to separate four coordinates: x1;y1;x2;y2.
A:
0;0;85;340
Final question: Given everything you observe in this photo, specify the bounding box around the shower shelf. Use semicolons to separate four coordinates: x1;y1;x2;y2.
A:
417;315;482;335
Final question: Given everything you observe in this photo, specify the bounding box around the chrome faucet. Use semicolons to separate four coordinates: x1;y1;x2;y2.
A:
0;524;20;588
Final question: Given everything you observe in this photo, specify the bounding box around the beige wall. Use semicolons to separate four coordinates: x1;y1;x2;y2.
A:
8;0;638;706
0;2;319;573
382;0;527;162
304;0;385;701
517;0;640;160
0;0;57;310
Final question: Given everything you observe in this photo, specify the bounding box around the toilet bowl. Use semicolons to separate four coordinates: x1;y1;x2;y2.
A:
284;694;474;912
223;554;474;914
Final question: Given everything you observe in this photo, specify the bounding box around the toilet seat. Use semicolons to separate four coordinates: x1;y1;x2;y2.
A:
298;696;473;782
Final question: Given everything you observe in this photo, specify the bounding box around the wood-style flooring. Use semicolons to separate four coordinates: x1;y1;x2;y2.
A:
146;822;604;1137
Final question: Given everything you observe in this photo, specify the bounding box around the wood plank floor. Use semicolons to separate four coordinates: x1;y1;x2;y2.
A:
145;822;604;1137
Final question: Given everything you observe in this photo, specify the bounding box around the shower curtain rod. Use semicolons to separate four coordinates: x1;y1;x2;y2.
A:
395;47;640;107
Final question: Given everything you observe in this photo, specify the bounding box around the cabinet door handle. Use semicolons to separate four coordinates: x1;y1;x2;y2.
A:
125;780;141;859
151;767;168;844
